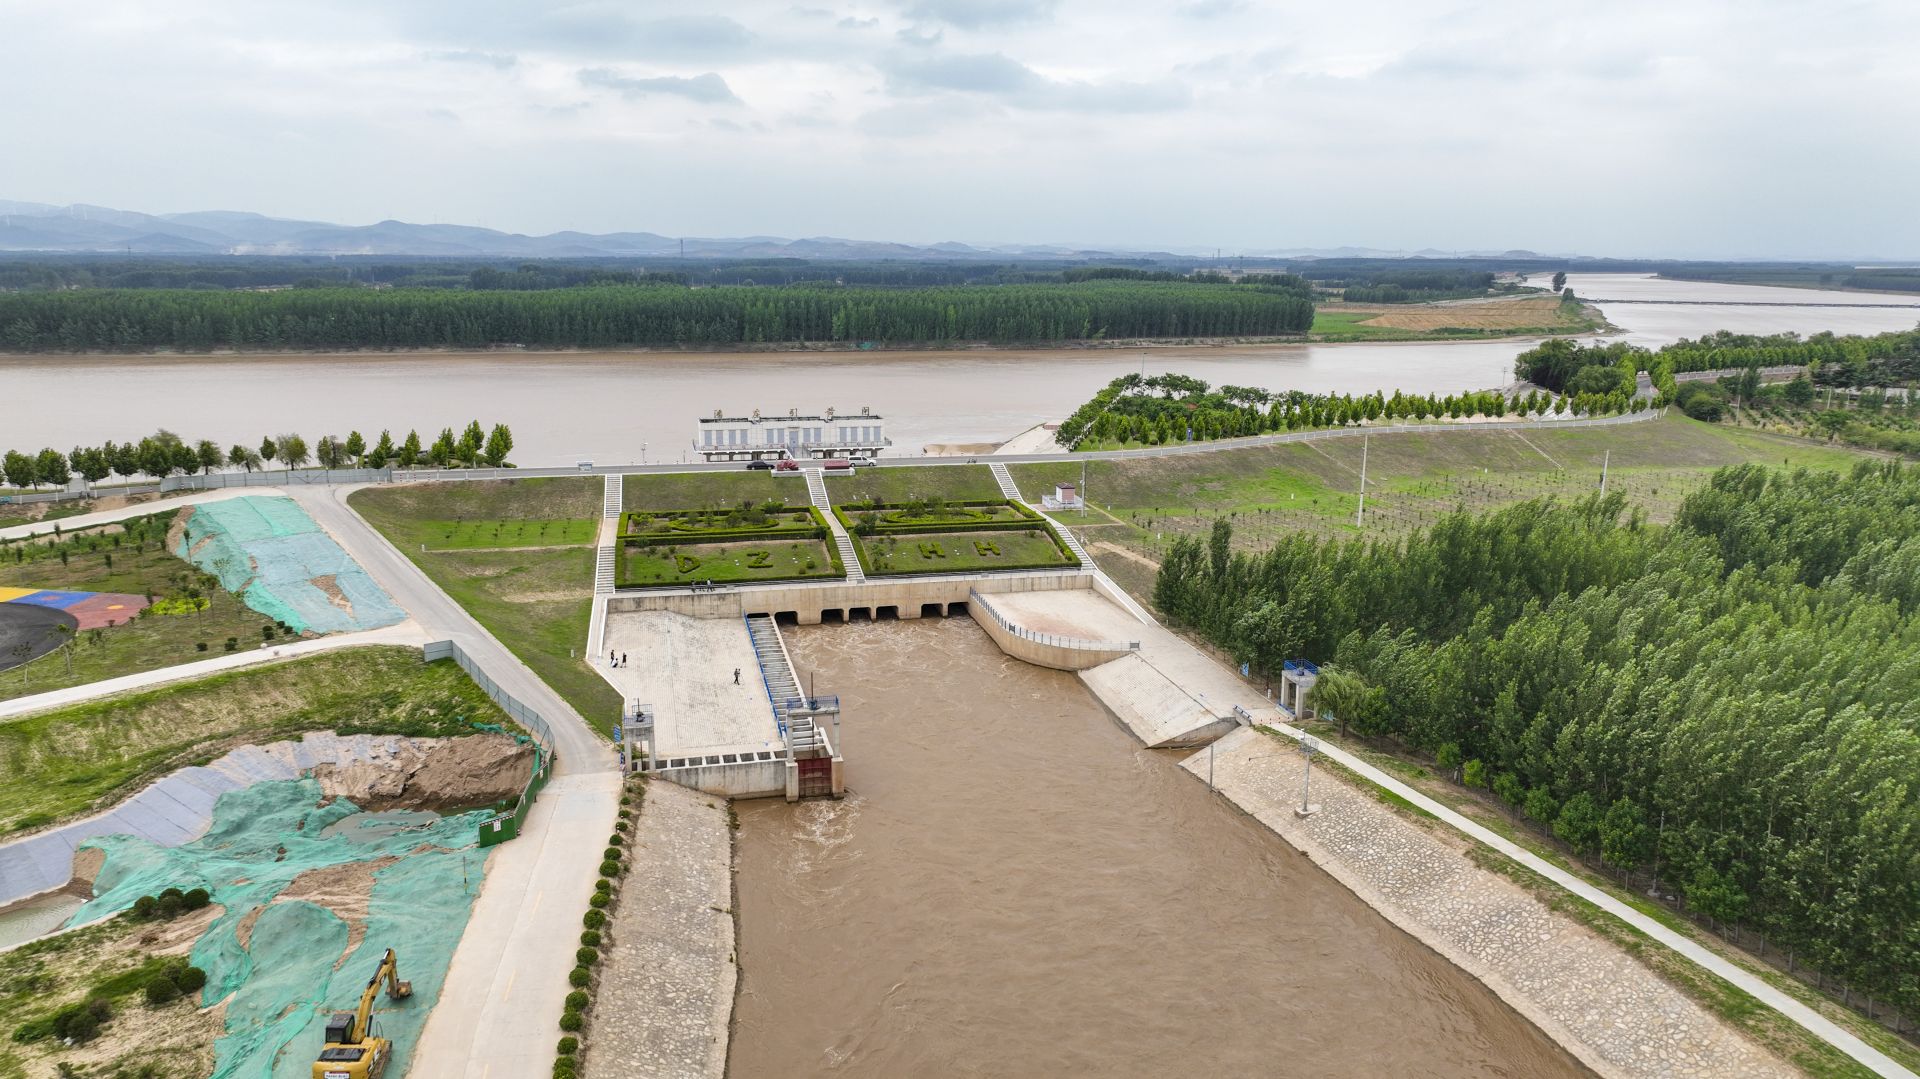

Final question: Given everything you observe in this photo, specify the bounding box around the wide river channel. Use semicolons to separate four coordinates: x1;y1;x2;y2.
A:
0;274;1913;464
732;618;1587;1077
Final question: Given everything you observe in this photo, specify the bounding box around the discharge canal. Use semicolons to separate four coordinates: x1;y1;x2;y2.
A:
729;616;1587;1077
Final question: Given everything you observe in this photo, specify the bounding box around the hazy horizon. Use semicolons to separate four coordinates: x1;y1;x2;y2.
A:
4;1;1917;261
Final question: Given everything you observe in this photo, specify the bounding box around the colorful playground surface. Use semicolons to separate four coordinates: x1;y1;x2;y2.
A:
0;586;151;630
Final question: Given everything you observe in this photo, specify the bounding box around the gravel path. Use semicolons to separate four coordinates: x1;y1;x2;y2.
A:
584;779;735;1079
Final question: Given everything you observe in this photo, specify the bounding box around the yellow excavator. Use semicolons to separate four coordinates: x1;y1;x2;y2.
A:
313;948;412;1079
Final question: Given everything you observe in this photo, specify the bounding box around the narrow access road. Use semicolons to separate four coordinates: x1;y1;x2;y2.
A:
0;621;429;721
289;486;621;1079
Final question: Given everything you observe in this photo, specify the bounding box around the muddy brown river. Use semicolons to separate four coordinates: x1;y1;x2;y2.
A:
730;617;1586;1077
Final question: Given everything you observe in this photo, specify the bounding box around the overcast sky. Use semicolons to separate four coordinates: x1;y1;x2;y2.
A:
4;0;1916;258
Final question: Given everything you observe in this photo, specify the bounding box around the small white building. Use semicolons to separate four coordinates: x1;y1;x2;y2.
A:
1041;482;1082;510
693;406;889;463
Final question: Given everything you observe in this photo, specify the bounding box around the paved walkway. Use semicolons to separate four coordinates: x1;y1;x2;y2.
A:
288;486;625;1079
1192;728;1793;1079
0;621;428;721
0;486;268;542
582;780;735;1079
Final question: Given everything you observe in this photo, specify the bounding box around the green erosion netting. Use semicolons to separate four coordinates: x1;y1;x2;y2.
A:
176;496;406;635
75;778;486;1078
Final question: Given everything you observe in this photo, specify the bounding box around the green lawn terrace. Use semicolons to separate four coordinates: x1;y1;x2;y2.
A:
616;502;845;588
621;504;823;542
835;496;1081;577
856;530;1077;576
620;539;841;587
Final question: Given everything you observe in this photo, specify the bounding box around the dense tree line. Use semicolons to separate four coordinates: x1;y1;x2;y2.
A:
1318;269;1497;303
1;422;514;490
1056;372;1634;450
1155;464;1920;1022
0;279;1315;351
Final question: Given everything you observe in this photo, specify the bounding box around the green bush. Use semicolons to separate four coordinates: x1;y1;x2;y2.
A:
608;833;624;846
576;947;598;966
132;895;157;920
556;1036;578;1056
183;887;211;910
588;892;609;909
598;859;620;877
144;977;182;1006
582;909;605;930
602;847;621;862
553;1057;579;1079
155;893;184;918
565;990;589;1011
568;966;591;988
579;930;601;948
172;965;208;994
594;877;612;893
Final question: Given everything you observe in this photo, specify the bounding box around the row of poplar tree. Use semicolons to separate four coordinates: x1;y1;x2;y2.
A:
2;422;513;489
0;279;1316;351
1056;373;1637;449
1152;463;1920;1022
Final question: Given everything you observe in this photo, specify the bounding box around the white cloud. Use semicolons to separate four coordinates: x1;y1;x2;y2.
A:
0;0;1914;256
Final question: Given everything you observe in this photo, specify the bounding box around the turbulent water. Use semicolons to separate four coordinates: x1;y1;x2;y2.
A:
729;617;1587;1078
1;272;1910;466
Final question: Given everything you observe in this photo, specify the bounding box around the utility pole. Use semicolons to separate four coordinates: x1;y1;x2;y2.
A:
1080;457;1087;520
1599;449;1610;496
1355;434;1369;529
1295;736;1321;817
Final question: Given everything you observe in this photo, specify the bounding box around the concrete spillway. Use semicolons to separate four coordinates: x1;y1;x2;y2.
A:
968;589;1275;748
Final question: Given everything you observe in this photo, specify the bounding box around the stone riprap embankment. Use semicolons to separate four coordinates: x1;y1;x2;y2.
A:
1188;727;1793;1079
583;779;735;1079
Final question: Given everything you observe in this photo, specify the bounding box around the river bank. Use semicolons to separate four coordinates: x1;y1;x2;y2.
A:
1185;727;1790;1079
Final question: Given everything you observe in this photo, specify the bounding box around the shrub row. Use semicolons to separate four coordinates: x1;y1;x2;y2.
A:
554;774;645;1079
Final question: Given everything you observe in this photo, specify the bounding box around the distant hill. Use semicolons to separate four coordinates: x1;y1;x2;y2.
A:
0;198;1586;263
0;199;1210;261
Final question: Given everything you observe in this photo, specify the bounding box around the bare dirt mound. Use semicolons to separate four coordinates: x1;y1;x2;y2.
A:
312;733;534;814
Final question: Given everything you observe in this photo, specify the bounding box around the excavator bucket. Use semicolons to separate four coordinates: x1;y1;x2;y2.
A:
392;980;413;1000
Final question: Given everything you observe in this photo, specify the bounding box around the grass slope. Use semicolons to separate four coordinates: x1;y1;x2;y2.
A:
823;464;1002;503
348;478;597;550
350;483;620;729
0;646;504;835
1011;414;1880;604
624;471;801;509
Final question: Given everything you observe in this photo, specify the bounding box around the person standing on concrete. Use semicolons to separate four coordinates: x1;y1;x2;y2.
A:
733;667;741;685
621;652;628;668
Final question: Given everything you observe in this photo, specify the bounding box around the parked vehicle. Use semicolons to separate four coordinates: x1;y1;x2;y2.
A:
849;457;879;467
746;459;775;470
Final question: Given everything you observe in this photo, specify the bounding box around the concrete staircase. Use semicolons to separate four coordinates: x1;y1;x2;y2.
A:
595;474;620;594
594;547;615;594
803;468;866;583
989;462;1022;501
991;462;1092;571
602;474;622;518
745;614;823;753
1048;516;1094;570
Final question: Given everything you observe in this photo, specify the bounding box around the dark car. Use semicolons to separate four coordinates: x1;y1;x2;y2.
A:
746;459;775;470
